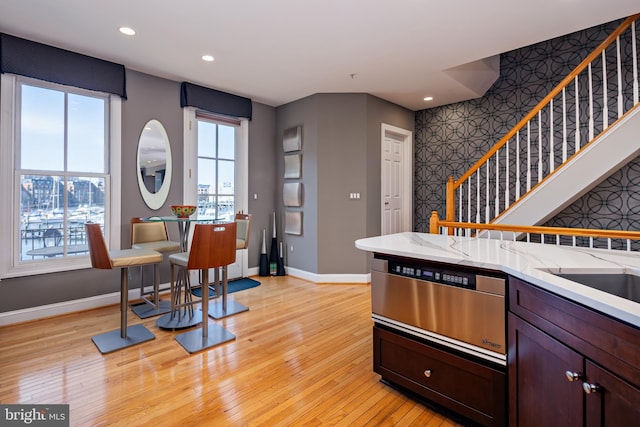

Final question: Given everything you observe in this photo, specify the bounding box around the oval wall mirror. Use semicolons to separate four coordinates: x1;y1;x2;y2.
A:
136;119;172;210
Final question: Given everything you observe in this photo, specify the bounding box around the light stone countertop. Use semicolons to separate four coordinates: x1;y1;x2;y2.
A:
355;232;640;328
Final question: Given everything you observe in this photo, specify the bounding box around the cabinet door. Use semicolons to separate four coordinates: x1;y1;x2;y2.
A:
508;313;583;427
585;361;640;427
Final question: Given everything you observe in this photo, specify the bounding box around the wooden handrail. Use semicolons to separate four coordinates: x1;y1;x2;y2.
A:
429;211;640;241
452;14;640;189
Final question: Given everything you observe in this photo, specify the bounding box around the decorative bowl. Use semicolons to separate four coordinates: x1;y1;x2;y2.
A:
171;205;197;218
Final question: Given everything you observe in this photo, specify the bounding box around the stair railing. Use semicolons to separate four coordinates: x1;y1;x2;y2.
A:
445;14;640;237
430;211;640;252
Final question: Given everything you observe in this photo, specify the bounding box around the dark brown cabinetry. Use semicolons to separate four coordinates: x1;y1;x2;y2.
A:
374;325;506;426
508;277;640;426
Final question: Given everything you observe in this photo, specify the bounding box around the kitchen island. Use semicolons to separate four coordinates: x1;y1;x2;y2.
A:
356;232;640;328
356;232;640;426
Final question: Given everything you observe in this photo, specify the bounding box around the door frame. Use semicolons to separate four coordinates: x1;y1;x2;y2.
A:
381;123;413;235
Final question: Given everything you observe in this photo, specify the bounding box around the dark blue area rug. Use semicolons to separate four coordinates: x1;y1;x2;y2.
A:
191;277;260;298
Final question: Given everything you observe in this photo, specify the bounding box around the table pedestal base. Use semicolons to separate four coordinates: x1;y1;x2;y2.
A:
208;300;249;319
91;324;155;354
156;309;202;330
130;300;172;319
175;323;235;354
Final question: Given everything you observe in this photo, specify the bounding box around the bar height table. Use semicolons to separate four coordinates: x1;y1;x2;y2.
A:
142;215;220;330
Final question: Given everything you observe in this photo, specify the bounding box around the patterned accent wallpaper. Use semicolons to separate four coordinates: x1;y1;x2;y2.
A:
414;18;640;242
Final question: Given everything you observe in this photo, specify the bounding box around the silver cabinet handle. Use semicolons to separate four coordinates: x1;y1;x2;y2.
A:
583;382;600;394
424;369;432;378
565;371;582;382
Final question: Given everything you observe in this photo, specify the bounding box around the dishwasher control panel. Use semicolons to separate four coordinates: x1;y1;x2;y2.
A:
387;259;476;290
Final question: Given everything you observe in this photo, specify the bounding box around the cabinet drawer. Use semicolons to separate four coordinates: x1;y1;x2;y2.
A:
373;325;505;427
509;276;640;387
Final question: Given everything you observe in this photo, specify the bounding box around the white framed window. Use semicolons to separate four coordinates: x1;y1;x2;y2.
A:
183;108;248;216
0;74;122;278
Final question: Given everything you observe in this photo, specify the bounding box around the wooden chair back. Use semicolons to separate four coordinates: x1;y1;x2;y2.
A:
188;222;237;270
130;217;170;245
85;223;112;270
234;212;252;250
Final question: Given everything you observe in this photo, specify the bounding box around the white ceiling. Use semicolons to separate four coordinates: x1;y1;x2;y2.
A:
1;1;638;111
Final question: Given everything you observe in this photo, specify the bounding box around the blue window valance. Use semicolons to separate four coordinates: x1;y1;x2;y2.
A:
0;33;127;98
180;81;252;120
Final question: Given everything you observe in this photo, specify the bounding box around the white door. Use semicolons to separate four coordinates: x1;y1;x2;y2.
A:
183;109;249;280
381;124;412;235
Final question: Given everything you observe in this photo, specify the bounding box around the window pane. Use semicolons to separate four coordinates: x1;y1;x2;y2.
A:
68;94;106;173
197;121;217;158
196;118;236;222
218;160;235;195
218;125;235;159
218;195;235;222
20;175;104;261
20;85;64;170
198;158;216;193
197;194;217;219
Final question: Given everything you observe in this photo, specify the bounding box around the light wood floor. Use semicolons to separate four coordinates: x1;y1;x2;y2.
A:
0;275;463;426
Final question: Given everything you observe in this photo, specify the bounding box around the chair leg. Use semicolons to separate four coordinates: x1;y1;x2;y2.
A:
153;263;160;307
91;266;155;354
202;269;209;337
174;266;235;354
208;265;249;319
120;267;128;338
169;263;176;320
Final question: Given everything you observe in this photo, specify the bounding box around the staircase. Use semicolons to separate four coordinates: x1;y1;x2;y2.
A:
445;14;640;238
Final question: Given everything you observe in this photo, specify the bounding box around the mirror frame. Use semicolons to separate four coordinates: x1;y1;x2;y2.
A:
136;119;172;210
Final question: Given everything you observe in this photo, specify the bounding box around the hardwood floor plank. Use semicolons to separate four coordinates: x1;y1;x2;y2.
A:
0;275;463;426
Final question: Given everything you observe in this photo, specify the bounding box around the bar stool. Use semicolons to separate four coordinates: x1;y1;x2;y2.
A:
170;222;237;353
85;223;163;354
129;218;181;318
197;211;252;294
234;212;252;250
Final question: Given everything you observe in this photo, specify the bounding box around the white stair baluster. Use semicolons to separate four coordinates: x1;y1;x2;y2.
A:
537;110;542;184
602;50;608;129
505;140;510;210
562;87;567;162
485;163;490;223
516;131;521;200
550;98;554;173
476;169;481;224
575;75;581;151
495;149;499;218
467;176;471;227
633;21;639;105
458;181;462;223
527;121;531;192
588;63;594;141
616;35;623;119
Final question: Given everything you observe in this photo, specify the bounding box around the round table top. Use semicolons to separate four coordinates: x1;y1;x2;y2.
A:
142;215;221;223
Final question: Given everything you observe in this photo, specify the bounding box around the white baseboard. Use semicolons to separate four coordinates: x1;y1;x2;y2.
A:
285;267;370;284
0;269;371;327
248;266;370;283
0;283;170;327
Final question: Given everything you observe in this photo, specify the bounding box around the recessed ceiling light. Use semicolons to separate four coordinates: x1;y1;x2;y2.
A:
119;27;136;36
424;96;434;101
202;55;214;62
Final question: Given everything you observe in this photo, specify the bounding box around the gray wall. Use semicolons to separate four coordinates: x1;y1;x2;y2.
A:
276;95;319;273
276;93;413;275
247;102;278;268
0;70;277;313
